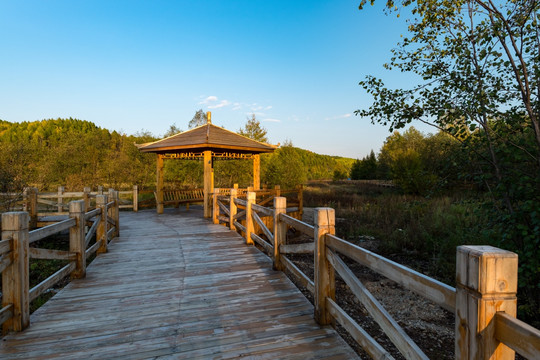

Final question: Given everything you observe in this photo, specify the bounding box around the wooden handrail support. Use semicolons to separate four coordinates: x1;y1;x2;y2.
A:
272;197;286;271
455;245;519;359
96;195;108;254
69;200;86;279
108;189;120;238
245;192;256;245
313;207;335;325
1;212;29;333
229;188;237;232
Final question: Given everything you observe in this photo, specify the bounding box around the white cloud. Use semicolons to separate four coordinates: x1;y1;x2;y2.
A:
325;113;353;121
263;118;281;123
199;95;218;104
208;100;231;109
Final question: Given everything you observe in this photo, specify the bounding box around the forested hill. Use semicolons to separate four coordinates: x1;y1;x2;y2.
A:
0;118;354;191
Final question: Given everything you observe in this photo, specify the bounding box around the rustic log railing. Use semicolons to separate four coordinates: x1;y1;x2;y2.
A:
211;191;540;359
0;192;120;334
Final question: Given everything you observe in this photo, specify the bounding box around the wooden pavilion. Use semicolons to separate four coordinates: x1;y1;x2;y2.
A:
137;113;276;217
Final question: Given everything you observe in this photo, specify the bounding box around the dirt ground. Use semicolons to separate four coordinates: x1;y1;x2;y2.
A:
281;208;456;359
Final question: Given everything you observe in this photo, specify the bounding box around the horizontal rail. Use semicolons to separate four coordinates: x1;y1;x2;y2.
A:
234;221;246;233
280;242;314;254
495;312;540;358
85;218;100;248
326;298;393;359
250;233;274;254
84;208;101;220
234;210;246;220
257;195;274;207
0;255;13;274
29;248;76;261
286;207;299;213
281;256;314;295
326;250;427;359
105;201;115;208
218;215;230;223
85;240;102;258
218;201;230;216
326;234;456;312
252;212;274;245
0;238;11;256
107;227;115;240
0;304;14;327
251;203;274;217
29;262;76;302
279;213;314;237
29;218;76;244
234;198;247;207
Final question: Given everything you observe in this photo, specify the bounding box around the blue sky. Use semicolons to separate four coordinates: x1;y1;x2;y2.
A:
0;1;430;158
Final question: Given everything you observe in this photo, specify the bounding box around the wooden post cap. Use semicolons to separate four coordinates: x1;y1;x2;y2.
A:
69;200;86;213
96;195;108;205
314;208;335;227
1;212;29;230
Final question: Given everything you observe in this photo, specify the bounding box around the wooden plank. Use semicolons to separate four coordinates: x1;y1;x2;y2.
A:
29;248;76;261
251;203;273;217
28;218;76;244
327;249;428;360
327;298;394;360
250;233;274;254
0;304;13;327
495;312;540;358
279;213;313;237
234;198;247;207
281;256;314;295
0;254;12;274
85;217;100;248
233;221;246;233
107;227;115;240
85;240;102;258
218;215;230;223
280;242;314;254
0;238;11;256
218;201;230;216
252;211;274;245
257;195;274;207
326;234;456;312
84;208;101;221
29;262;76;302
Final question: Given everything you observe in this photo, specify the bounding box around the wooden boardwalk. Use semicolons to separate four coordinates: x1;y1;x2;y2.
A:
0;209;358;359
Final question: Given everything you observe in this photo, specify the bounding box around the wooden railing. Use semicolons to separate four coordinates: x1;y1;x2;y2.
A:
1;186;139;220
0;192;120;334
211;191;540;359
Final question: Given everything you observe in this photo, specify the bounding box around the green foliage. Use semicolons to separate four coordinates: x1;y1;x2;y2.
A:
238;114;268;143
263;145;308;188
188;109;207;129
350;150;378;180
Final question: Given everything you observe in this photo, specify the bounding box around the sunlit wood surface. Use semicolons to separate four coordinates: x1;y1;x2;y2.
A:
0;208;358;359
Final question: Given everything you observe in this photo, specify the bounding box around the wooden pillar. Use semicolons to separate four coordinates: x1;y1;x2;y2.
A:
2;212;30;333
133;185;138;212
246;192;256;245
83;187;91;210
455;246;518;359
253;154;260;191
96;195;108;254
108;189;120;237
274;185;281;197
297;184;304;218
98;186;103;195
57;186;64;213
156;154;164;214
69;200;86;279
229;188;237;231
314;207;336;325
212;188;220;224
203;150;213;218
273;197;287;271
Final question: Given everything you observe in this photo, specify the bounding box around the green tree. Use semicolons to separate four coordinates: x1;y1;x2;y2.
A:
350;150;378;180
188;109;207;129
357;0;540;324
238;114;268;143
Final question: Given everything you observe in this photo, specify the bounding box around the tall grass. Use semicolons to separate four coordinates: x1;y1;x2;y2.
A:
304;181;495;284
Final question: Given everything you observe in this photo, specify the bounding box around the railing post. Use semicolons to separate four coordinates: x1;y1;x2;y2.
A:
132;185;138;212
455;246;518;359
273;197;287;271
229;188;237;231
1;212;30;333
314;207;335;325
274;185;281;197
212;188;220;224
98;186;103;195
108;189;119;238
83;187;91;210
246;192;256;245
57;186;64;213
69;200;86;279
297;184;303;218
96;195;108;254
23;187;38;229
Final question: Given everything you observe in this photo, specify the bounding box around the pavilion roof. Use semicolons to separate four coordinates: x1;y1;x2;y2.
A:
137;122;276;154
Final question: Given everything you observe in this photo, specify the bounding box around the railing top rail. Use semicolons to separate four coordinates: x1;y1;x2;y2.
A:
28;218;76;244
495;312;540;358
325;233;456;312
279;213;313;237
